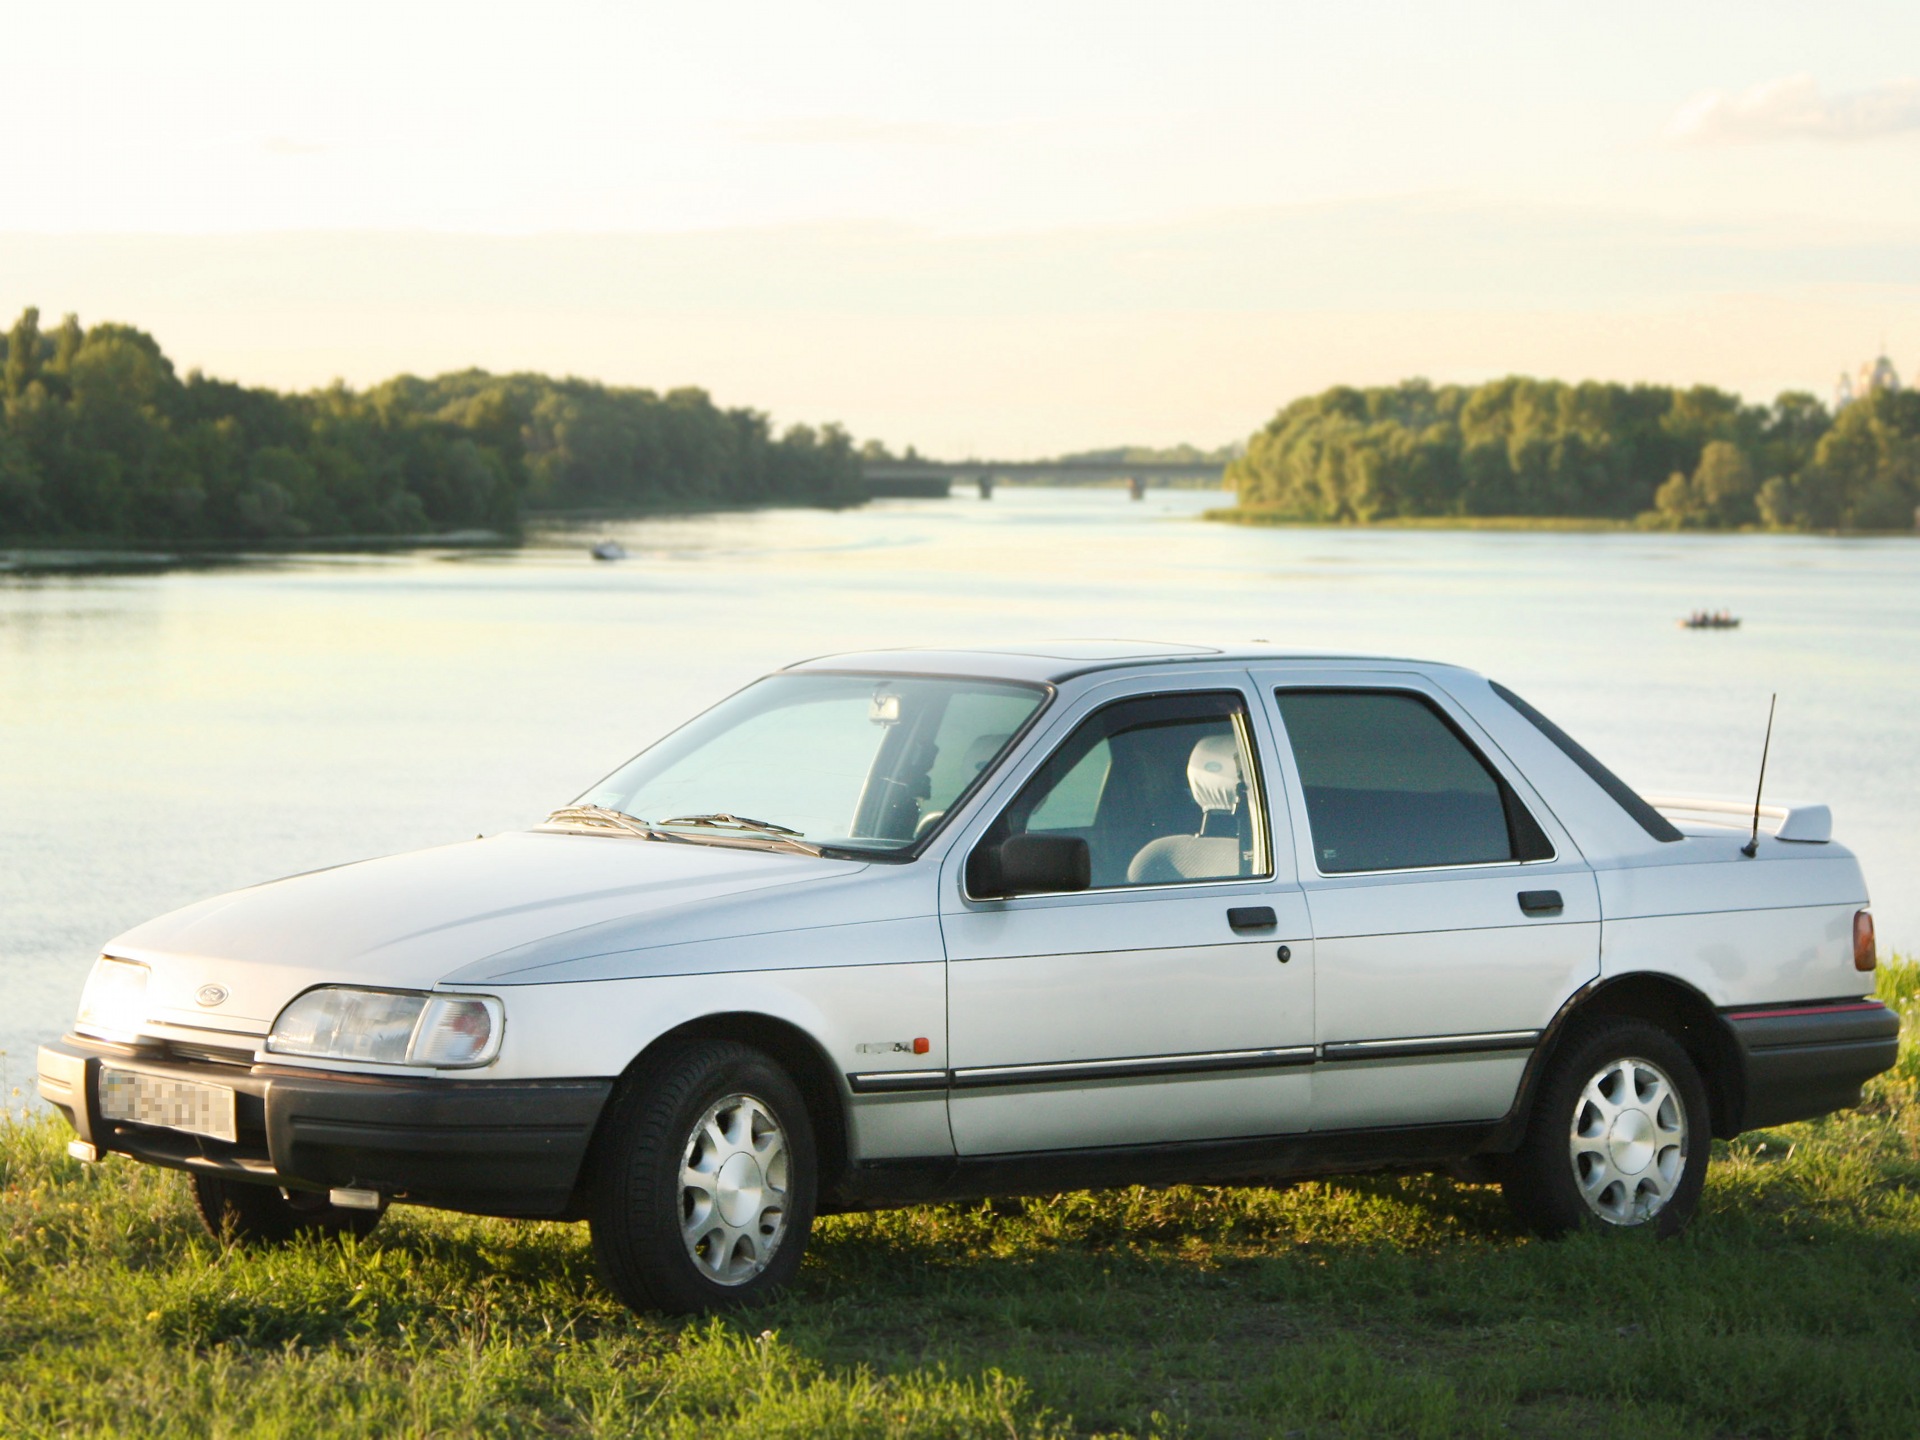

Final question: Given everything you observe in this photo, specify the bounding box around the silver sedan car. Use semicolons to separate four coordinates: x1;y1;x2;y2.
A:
40;641;1896;1313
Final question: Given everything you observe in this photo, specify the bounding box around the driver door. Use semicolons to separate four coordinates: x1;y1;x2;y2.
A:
939;674;1315;1155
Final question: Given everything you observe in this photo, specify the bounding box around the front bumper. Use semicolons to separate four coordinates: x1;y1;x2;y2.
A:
37;1037;613;1218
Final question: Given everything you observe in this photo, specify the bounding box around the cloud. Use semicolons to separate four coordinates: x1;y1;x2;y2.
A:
1666;74;1920;145
729;115;978;147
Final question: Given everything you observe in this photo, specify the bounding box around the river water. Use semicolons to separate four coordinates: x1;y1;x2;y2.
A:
4;487;1916;1089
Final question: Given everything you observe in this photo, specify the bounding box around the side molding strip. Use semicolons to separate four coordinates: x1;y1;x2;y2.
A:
1321;1030;1540;1062
845;1045;1317;1095
846;1033;1540;1095
953;1046;1318;1089
846;1069;951;1094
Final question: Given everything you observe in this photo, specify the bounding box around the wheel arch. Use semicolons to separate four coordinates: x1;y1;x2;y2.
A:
1488;970;1746;1149
573;1010;852;1211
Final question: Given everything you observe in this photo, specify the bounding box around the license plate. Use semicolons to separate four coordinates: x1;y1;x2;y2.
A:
99;1068;237;1143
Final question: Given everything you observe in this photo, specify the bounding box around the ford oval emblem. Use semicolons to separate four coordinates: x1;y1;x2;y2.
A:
195;984;229;1008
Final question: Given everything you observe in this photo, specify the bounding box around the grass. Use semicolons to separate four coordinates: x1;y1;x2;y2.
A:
5;962;1920;1438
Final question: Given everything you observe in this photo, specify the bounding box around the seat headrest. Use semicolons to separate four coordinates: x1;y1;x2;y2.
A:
1188;733;1242;814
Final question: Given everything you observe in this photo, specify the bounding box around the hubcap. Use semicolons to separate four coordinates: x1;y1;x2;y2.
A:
680;1093;789;1285
1569;1056;1687;1225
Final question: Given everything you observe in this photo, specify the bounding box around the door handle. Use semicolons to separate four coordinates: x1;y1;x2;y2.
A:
1228;906;1278;932
1518;889;1564;916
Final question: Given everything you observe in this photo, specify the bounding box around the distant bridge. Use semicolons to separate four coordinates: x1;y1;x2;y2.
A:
861;459;1228;498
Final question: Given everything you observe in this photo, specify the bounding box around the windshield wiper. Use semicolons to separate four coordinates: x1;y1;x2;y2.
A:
656;813;823;856
541;805;691;842
660;811;805;837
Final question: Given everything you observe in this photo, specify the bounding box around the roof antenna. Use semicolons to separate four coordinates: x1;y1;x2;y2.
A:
1740;694;1777;858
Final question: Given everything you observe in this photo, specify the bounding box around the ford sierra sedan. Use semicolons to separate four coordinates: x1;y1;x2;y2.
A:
39;641;1898;1313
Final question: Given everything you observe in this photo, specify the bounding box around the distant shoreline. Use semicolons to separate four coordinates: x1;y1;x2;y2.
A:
1204;508;1633;533
0;498;866;573
1203;507;1919;537
0;529;516;575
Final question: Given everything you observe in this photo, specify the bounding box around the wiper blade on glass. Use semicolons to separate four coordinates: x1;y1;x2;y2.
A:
656;813;823;855
659;812;805;837
541;805;691;842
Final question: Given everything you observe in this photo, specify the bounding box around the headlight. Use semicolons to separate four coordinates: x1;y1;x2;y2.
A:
267;988;504;1068
76;957;150;1041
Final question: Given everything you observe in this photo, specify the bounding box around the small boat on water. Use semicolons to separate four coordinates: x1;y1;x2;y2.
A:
1679;610;1740;629
590;540;628;561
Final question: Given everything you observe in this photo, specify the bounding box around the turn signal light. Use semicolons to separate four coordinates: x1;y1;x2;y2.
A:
1855;910;1877;972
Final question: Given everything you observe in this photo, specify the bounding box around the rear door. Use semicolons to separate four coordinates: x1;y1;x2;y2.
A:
938;671;1315;1155
1251;668;1600;1131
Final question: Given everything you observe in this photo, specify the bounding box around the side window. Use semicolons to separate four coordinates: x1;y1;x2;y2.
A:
974;691;1270;891
1027;739;1110;831
1274;689;1552;874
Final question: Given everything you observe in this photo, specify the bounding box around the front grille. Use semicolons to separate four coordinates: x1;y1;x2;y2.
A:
155;1039;259;1068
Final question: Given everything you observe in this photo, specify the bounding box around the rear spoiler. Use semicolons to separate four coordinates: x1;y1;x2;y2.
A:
1644;795;1832;844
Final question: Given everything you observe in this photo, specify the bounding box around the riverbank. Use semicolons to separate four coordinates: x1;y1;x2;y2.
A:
522;492;869;526
0;492;927;575
5;958;1916;1436
1204;506;1920;536
0;530;515;575
0;497;870;573
1204;508;1639;532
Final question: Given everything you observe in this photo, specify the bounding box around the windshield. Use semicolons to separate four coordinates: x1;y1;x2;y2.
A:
573;673;1047;854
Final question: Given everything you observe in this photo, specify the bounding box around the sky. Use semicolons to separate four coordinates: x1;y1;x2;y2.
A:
4;0;1919;456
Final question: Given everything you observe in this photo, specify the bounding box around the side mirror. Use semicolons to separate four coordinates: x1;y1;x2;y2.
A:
970;833;1091;897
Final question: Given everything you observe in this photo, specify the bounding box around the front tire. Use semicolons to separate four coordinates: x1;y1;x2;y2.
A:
190;1175;384;1245
589;1040;817;1315
1501;1016;1710;1238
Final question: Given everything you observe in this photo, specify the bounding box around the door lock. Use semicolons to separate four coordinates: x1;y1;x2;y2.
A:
1276;945;1292;964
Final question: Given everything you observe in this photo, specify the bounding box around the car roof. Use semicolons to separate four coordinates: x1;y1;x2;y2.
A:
782;640;1458;686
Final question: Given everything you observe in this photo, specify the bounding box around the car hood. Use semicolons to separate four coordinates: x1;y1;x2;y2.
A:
106;831;866;1035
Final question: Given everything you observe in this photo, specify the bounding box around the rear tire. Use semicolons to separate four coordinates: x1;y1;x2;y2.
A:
190;1174;384;1245
589;1040;816;1315
1501;1016;1710;1239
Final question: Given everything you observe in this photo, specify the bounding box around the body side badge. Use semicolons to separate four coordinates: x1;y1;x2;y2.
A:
855;1038;931;1055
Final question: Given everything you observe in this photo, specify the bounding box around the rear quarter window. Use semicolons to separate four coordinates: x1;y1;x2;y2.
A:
1488;682;1682;844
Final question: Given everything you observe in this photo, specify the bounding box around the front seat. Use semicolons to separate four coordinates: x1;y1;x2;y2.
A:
1125;733;1248;884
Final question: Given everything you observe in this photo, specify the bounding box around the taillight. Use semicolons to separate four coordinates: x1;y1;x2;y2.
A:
1855;910;1877;972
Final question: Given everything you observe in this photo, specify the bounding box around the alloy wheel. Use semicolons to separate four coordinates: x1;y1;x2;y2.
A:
679;1092;790;1284
1568;1055;1688;1225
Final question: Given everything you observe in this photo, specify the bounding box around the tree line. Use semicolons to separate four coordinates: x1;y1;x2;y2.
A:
1227;377;1920;531
0;309;863;543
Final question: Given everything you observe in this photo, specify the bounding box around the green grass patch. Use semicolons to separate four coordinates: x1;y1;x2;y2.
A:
7;962;1920;1437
